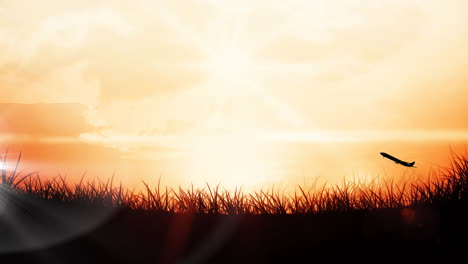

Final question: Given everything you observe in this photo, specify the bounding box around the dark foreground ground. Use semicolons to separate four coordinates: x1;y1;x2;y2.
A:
1;201;468;264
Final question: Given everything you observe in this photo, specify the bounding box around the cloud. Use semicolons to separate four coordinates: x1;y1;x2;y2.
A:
0;60;100;104
0;4;131;105
0;1;206;104
0;103;96;137
1;0;467;136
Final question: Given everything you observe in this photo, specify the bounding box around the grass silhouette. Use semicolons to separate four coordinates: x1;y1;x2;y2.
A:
1;151;468;263
1;151;467;215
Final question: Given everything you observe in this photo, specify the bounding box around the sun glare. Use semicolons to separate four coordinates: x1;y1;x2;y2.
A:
207;45;253;87
182;135;279;190
16;0;462;191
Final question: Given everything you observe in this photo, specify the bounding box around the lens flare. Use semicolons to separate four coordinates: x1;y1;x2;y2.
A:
0;161;7;171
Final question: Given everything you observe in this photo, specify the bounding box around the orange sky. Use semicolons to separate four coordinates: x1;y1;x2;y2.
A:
1;0;468;189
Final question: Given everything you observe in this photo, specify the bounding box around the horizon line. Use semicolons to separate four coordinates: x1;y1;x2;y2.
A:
1;129;468;146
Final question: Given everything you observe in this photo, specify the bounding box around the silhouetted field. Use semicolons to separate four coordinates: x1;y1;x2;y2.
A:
1;152;467;263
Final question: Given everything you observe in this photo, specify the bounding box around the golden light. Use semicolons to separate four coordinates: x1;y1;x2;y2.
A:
207;44;253;88
208;0;251;15
182;135;279;190
5;0;464;191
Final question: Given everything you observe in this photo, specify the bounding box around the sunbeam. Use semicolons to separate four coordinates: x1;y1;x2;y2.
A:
141;1;212;56
246;80;304;128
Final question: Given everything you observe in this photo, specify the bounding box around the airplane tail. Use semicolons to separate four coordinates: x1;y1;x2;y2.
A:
409;161;415;167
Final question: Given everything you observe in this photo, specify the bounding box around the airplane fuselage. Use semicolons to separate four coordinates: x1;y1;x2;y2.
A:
380;152;415;167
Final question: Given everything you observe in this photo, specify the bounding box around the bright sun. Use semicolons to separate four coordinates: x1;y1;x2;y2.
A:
137;1;312;188
207;45;253;87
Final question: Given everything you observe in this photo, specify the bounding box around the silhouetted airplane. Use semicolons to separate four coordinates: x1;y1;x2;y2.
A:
380;152;416;167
